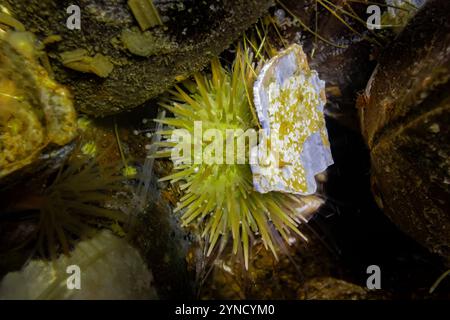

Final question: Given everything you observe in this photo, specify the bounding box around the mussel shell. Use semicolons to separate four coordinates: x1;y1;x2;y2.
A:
359;0;450;261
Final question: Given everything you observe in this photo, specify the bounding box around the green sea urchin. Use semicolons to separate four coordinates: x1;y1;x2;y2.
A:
35;154;127;258
3;149;128;260
155;47;309;268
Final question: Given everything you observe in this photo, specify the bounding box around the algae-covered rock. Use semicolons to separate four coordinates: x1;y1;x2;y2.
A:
5;0;274;116
0;30;77;180
358;0;450;261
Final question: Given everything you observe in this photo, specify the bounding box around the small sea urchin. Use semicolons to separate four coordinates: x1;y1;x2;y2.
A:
35;154;127;258
155;47;310;268
3;149;128;260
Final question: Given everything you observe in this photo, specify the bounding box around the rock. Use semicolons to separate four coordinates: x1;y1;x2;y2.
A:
0;230;157;299
197;227;339;299
0;30;77;181
275;0;378;130
5;0;274;116
358;0;450;261
297;277;370;300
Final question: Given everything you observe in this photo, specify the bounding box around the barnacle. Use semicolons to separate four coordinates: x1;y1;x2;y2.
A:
121;29;177;57
0;30;77;179
60;49;114;78
154;47;312;269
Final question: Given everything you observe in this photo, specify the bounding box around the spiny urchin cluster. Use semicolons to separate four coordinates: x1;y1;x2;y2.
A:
155;47;309;268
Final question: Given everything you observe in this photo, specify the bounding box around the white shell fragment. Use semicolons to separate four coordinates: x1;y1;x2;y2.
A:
251;44;333;195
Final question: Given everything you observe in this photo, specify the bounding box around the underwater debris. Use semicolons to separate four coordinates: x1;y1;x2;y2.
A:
128;0;163;31
0;30;77;179
60;49;114;78
0;230;157;299
251;44;333;195
154;47;322;269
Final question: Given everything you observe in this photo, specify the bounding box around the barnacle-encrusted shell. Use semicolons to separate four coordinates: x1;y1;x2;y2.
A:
0;31;77;178
251;44;333;195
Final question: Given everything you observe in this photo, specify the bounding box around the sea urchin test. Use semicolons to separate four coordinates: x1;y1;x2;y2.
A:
155;47;318;268
251;44;333;195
